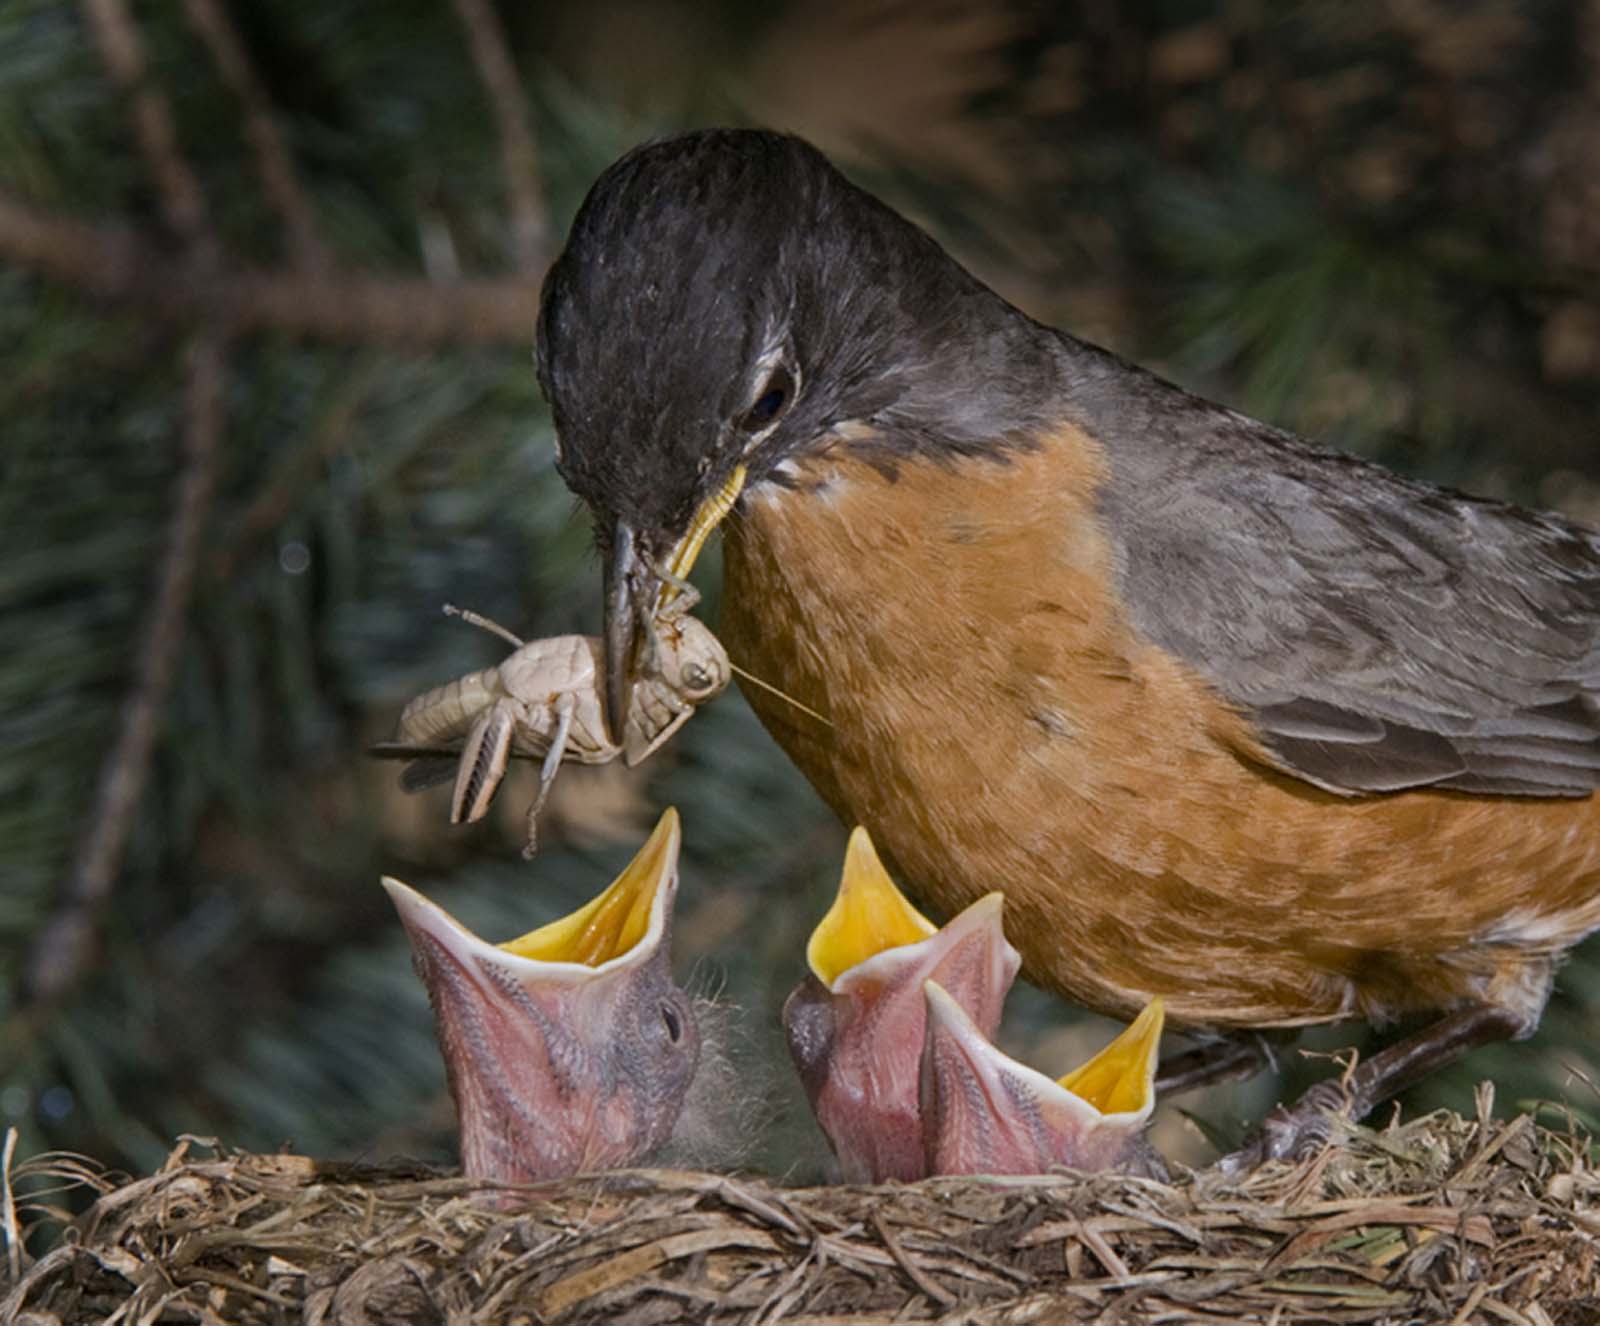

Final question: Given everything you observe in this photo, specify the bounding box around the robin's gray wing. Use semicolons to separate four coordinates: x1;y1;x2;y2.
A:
1076;348;1600;796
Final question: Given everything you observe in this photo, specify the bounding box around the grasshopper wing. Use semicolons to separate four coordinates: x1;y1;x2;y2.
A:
368;742;462;794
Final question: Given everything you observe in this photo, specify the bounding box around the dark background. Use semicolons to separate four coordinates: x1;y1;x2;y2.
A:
3;0;1598;1185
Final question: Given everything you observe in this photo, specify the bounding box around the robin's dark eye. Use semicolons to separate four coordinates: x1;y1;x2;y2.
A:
741;365;794;433
661;1002;683;1042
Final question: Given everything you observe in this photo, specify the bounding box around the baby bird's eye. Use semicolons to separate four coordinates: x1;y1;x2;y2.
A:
740;364;794;434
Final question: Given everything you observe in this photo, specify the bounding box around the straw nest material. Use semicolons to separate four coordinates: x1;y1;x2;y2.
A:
5;1089;1598;1325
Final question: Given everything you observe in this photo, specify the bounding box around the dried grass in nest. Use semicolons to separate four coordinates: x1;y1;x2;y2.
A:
4;1087;1598;1325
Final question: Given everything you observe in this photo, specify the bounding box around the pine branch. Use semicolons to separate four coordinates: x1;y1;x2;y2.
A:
19;335;226;1015
210;360;382;584
180;0;329;270
80;0;217;265
0;192;542;344
449;0;546;270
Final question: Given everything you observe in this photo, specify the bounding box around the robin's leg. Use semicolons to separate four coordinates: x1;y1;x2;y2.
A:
1156;1030;1292;1097
1221;1004;1526;1172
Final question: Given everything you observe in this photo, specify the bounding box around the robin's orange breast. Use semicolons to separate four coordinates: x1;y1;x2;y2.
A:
719;427;1600;1033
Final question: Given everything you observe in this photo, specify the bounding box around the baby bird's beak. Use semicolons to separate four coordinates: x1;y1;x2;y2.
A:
783;826;1020;1182
383;808;699;1201
920;984;1167;1179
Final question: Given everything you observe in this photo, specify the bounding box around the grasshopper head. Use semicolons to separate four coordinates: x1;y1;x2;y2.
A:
621;615;732;765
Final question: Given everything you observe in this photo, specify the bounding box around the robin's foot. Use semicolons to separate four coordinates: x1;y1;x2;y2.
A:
1216;1004;1525;1175
1219;1078;1353;1173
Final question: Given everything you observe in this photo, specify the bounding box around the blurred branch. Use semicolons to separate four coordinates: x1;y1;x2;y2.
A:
211;359;382;583
449;0;546;271
181;0;329;270
0;192;541;344
80;0;217;264
20;335;227;1017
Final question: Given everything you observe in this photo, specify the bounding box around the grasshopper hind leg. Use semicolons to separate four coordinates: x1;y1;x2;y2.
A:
452;704;516;825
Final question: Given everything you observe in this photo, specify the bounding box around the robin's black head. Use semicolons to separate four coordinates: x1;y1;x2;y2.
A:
536;128;1060;731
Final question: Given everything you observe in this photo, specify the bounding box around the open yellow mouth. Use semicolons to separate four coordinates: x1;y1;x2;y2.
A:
1056;998;1166;1115
663;465;747;592
500;808;679;966
807;826;938;986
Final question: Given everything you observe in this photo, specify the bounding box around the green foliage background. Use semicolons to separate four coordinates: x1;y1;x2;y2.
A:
3;0;1598;1189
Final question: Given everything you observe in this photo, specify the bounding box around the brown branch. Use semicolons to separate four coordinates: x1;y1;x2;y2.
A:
181;0;329;270
80;0;217;263
449;0;547;271
0;191;542;345
210;360;383;583
21;335;227;1013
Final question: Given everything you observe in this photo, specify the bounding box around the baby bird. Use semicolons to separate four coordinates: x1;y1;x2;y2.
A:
783;827;1019;1182
383;808;700;1198
920;986;1168;1180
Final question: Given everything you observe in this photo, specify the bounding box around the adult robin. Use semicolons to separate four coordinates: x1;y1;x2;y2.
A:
534;129;1600;1161
383;808;699;1197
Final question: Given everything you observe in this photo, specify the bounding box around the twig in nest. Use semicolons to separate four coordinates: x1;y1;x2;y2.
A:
449;0;546;270
0;192;542;344
7;1117;1600;1325
80;0;216;264
19;335;226;1015
870;1209;955;1308
2;1128;21;1284
180;0;328;270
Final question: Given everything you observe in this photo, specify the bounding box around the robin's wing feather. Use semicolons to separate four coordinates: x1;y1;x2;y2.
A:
1079;348;1600;796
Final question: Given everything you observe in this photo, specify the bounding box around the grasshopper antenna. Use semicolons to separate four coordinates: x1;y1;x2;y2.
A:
443;603;526;650
728;661;833;728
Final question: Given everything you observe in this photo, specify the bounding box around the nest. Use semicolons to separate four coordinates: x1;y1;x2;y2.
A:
5;1091;1598;1325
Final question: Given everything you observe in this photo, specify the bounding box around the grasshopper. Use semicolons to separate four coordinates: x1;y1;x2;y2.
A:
373;602;730;856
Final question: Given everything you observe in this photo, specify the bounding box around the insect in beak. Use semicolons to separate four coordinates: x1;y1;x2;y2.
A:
602;466;746;746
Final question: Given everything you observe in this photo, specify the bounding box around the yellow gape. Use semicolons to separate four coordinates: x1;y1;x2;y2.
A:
806;826;939;986
1056;999;1166;1115
501;808;679;966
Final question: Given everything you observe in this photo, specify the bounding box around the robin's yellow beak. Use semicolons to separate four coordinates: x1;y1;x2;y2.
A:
664;464;747;592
